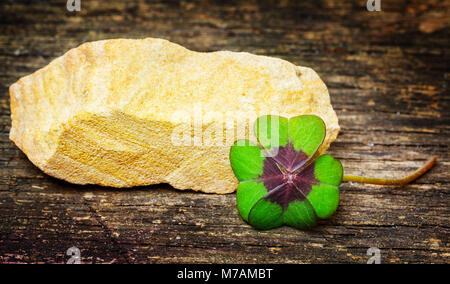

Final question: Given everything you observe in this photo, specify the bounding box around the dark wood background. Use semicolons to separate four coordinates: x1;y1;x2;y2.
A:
0;0;448;264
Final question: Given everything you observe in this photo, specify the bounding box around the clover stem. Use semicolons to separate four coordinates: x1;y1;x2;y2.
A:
342;157;437;186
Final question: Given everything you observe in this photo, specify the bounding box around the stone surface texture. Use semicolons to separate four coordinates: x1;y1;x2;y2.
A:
9;38;339;193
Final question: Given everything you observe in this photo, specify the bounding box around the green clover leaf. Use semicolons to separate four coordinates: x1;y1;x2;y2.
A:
230;115;343;230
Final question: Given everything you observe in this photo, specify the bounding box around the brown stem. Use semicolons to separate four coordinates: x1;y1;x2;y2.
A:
343;157;437;186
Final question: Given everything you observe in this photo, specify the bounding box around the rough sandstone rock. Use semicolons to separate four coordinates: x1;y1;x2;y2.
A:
9;38;339;193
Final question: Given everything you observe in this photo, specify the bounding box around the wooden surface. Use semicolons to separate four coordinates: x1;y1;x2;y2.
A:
0;0;449;264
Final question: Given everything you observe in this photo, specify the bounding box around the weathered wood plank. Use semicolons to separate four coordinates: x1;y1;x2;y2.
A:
0;0;448;264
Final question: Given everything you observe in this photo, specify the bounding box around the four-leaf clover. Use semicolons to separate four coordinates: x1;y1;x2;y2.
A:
229;115;343;230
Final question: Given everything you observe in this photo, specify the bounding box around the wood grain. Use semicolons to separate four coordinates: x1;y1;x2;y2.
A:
0;0;448;264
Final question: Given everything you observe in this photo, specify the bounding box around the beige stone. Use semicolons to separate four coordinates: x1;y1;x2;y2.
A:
9;38;339;193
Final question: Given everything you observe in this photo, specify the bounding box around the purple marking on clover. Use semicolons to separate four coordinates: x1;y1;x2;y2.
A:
261;143;317;209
